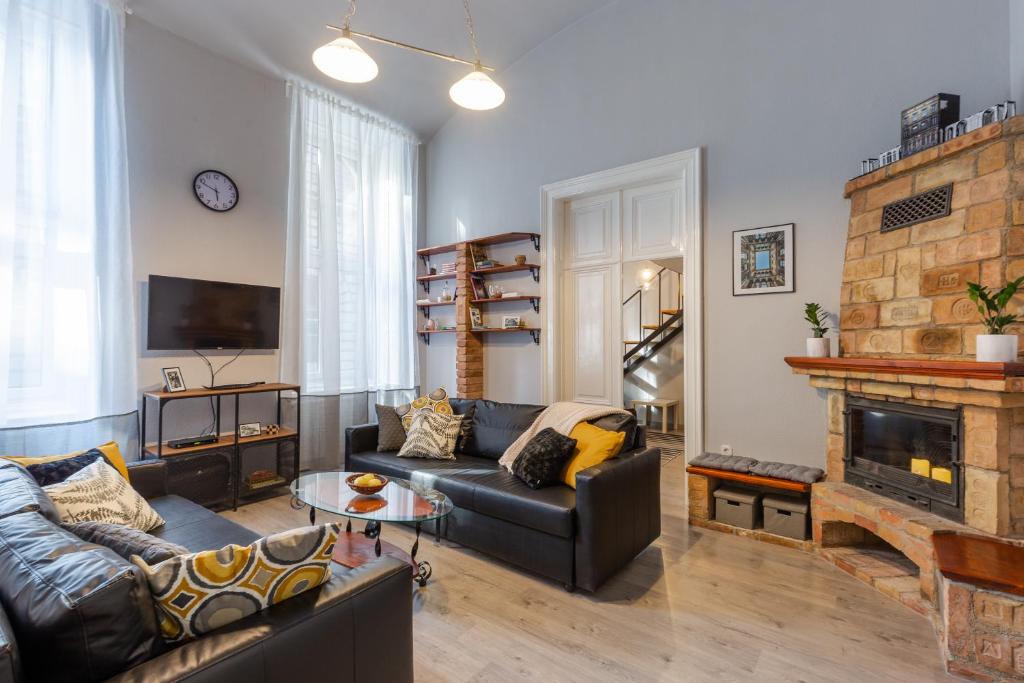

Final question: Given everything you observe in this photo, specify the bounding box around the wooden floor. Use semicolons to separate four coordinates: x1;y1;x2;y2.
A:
224;456;953;682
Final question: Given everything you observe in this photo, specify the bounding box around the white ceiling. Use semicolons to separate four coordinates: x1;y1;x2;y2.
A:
128;0;612;139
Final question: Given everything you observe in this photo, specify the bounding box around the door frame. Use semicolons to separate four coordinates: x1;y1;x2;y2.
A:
540;148;704;460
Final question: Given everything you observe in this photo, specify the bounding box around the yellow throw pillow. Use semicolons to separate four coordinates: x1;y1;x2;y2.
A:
396;387;453;432
3;441;130;480
560;422;626;489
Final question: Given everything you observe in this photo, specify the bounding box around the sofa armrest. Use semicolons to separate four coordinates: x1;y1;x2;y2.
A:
0;603;21;683
126;460;168;499
344;424;379;467
107;557;413;683
573;447;661;592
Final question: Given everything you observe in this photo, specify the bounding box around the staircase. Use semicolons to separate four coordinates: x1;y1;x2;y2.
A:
623;267;682;375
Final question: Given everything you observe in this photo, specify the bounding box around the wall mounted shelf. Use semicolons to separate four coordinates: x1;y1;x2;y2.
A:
471;295;541;313
418;328;456;345
473;327;542;344
471;263;541;282
416;231;540;267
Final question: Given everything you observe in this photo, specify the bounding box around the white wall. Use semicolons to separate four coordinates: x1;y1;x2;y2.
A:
424;0;1011;466
126;18;289;441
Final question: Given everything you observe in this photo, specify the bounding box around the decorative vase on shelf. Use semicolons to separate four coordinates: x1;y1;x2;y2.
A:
976;334;1018;362
806;337;830;358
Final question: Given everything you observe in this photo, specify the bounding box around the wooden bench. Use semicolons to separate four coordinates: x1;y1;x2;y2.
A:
685;465;812;493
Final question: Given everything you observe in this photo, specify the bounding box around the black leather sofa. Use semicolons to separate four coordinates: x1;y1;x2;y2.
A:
0;458;413;683
346;399;661;592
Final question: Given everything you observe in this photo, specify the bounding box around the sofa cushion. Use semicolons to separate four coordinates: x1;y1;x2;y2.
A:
147;495;260;551
561;422;626;488
375;404;407;451
25;448;110;486
589;412;639;452
512;428;578;489
63;521;190;565
134;524;340;643
0;511;159;681
3;440;130;480
396;387;452;431
397;411;463;460
460;400;545;460
350;451;575;537
449;397;477;451
44;460;164;531
0;459;59;523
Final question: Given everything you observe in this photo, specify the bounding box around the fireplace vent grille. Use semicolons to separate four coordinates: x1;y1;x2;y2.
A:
880;183;953;233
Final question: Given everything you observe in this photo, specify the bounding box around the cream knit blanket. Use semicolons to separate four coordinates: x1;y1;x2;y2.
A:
498;401;631;472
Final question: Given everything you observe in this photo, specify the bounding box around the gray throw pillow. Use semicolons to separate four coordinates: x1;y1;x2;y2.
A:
63;521;188;565
375;404;407;451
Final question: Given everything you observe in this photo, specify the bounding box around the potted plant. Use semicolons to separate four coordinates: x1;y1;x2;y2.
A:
967;276;1024;362
804;302;831;357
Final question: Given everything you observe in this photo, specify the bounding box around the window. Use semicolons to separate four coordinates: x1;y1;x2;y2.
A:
282;83;418;396
0;0;136;428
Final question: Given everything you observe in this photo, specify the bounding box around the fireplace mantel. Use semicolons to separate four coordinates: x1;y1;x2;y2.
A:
785;356;1024;382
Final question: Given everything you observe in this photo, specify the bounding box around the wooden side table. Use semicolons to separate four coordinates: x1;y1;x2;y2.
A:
631;398;681;433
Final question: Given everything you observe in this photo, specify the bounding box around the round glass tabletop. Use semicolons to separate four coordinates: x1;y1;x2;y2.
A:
290;471;453;523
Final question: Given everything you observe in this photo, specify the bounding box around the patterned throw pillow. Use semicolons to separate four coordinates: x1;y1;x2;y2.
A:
63;521;189;565
133;524;339;642
512;428;578;490
396;387;453;432
397;411;463;460
375;404;407;451
43;460;164;532
26;449;108;486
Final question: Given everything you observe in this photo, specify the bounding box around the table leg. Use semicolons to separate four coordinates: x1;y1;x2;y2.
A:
309;506;316;525
413;522;431;587
662;406;668;434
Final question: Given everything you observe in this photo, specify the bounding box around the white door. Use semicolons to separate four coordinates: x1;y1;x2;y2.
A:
564;192;620;268
561;265;621;405
622;179;685;262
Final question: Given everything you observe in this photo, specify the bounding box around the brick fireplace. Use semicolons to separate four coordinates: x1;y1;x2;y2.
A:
786;116;1024;681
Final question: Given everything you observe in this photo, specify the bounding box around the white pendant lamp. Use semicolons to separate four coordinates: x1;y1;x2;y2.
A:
314;0;505;110
449;65;505;111
313;29;378;83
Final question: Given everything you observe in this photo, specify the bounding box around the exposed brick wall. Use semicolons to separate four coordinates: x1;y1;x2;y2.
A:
840;119;1024;359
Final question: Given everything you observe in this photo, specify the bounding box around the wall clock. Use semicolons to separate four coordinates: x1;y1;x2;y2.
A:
192;170;239;212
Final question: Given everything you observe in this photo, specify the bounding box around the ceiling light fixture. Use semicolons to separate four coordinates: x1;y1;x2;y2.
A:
448;0;505;111
313;1;378;83
315;0;505;110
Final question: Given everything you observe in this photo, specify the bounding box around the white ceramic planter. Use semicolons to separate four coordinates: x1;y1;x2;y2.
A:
806;337;830;358
976;334;1018;362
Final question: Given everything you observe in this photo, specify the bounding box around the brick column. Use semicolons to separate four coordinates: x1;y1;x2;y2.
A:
455;243;484;398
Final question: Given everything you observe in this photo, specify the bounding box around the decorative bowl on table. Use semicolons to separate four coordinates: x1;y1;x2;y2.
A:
346;472;388;495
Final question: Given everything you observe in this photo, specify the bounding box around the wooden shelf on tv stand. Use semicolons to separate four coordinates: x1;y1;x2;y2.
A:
784;356;1024;381
143;382;300;401
143;427;298;458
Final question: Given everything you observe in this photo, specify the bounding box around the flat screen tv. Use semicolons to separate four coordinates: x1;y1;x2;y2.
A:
147;275;281;350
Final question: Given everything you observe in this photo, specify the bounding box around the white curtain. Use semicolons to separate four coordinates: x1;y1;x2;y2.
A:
282;83;418;468
0;0;136;441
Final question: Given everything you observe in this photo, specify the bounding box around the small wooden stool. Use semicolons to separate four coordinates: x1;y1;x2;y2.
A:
631;398;681;433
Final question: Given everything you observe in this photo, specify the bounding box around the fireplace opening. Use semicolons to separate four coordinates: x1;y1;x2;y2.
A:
844;396;964;523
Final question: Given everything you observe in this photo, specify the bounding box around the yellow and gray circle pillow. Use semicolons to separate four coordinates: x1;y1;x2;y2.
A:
396;387;453;431
133;523;339;642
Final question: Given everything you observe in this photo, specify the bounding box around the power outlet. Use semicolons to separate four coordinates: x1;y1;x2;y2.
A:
720;444;733;456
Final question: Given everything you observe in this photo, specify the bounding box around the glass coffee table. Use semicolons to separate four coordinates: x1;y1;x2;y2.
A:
289;471;453;586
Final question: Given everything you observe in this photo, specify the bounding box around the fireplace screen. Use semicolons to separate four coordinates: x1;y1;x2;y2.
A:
845;396;963;522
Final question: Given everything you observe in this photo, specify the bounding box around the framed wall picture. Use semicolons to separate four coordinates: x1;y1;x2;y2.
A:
161;367;187;393
502;315;521;329
470;307;483;328
733;223;795;295
238;422;262;438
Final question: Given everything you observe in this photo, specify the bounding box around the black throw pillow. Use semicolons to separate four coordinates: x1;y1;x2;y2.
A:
62;521;188;565
25;449;108;487
512;428;578;490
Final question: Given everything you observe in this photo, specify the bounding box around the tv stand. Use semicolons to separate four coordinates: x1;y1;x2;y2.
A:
140;383;300;510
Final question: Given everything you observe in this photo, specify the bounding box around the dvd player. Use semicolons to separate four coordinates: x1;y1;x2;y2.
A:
168;434;219;449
